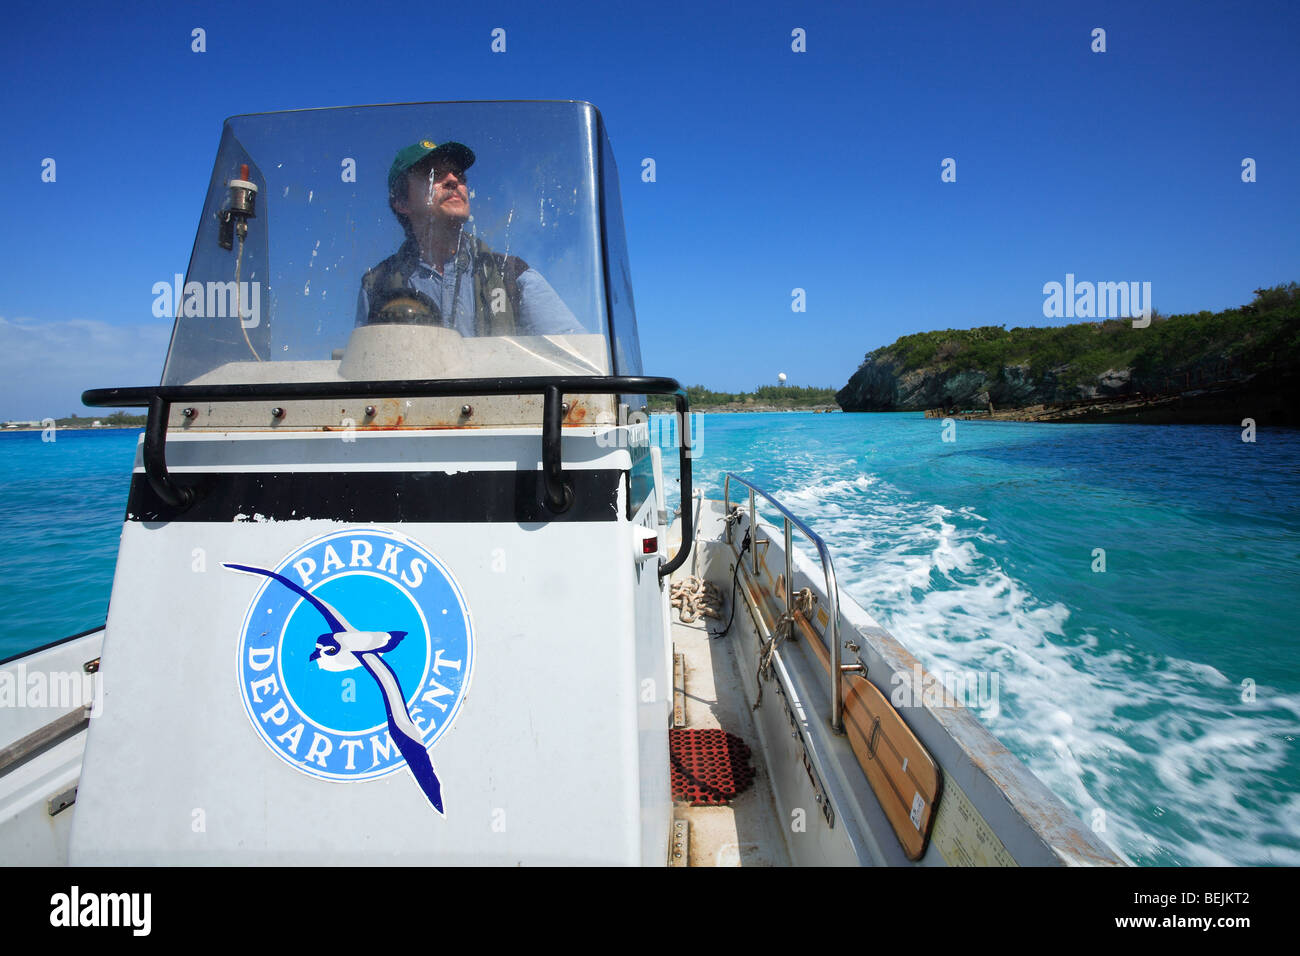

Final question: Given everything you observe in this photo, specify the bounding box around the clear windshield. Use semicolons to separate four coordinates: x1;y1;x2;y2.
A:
162;101;631;386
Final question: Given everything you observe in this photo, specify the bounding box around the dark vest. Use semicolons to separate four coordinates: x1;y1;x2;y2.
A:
361;236;528;335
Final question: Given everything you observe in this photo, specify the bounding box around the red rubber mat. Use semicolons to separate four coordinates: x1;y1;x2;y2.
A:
670;728;755;806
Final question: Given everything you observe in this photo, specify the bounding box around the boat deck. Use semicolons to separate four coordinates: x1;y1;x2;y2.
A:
669;608;791;866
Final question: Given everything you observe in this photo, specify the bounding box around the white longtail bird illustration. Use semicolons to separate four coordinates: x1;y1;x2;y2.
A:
225;563;444;814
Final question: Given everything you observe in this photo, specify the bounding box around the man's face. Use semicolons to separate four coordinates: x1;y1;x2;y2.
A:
396;157;469;232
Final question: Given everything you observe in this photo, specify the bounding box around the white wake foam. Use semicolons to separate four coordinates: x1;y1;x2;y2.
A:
768;468;1300;866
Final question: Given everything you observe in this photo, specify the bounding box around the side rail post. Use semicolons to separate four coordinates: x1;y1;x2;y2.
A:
723;472;846;733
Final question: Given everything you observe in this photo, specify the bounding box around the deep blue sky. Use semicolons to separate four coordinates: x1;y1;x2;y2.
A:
2;0;1297;418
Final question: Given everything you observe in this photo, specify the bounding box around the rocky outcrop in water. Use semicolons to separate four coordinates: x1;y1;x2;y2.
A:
835;284;1300;423
835;360;1141;411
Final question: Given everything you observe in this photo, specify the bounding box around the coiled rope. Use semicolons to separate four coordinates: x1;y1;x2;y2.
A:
670;576;723;623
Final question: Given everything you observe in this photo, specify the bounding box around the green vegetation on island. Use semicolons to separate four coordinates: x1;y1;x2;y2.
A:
57;412;148;427
836;283;1300;423
1;412;148;429
647;384;840;411
871;284;1297;388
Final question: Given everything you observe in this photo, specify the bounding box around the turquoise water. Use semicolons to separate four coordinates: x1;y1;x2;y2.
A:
673;412;1300;867
2;415;1298;866
0;429;139;656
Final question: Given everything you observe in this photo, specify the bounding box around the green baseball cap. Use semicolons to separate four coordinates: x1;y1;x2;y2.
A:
387;139;476;193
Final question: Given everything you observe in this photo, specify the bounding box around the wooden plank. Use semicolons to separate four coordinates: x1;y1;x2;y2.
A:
794;610;830;673
0;705;90;775
745;569;944;861
673;651;686;728
842;675;942;860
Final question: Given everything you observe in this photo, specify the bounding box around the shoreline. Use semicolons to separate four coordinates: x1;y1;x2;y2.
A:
1;425;143;433
914;378;1299;426
654;404;841;414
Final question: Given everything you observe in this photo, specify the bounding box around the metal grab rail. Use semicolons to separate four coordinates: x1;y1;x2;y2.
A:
723;473;848;733
84;375;693;581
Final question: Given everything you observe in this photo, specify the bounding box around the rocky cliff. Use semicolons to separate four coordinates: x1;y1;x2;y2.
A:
836;284;1299;423
836;357;1138;411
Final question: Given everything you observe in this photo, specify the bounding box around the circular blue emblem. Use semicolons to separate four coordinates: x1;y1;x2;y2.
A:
228;528;473;812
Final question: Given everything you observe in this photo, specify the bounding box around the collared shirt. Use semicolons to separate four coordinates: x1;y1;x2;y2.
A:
356;242;581;336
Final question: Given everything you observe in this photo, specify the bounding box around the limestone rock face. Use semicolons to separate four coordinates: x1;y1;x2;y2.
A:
1097;368;1132;394
989;364;1037;404
834;356;903;411
834;285;1299;420
837;357;1130;411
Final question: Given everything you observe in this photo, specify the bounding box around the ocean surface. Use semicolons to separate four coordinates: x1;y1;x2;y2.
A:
1;415;1298;866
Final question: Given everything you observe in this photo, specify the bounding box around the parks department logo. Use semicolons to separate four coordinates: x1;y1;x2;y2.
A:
226;528;473;815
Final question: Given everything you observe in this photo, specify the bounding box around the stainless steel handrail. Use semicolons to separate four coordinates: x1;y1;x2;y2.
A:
723;473;847;733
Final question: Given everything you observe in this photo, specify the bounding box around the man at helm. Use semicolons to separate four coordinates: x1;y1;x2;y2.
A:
356;138;579;335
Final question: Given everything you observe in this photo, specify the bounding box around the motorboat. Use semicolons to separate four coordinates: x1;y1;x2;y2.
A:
0;101;1121;866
